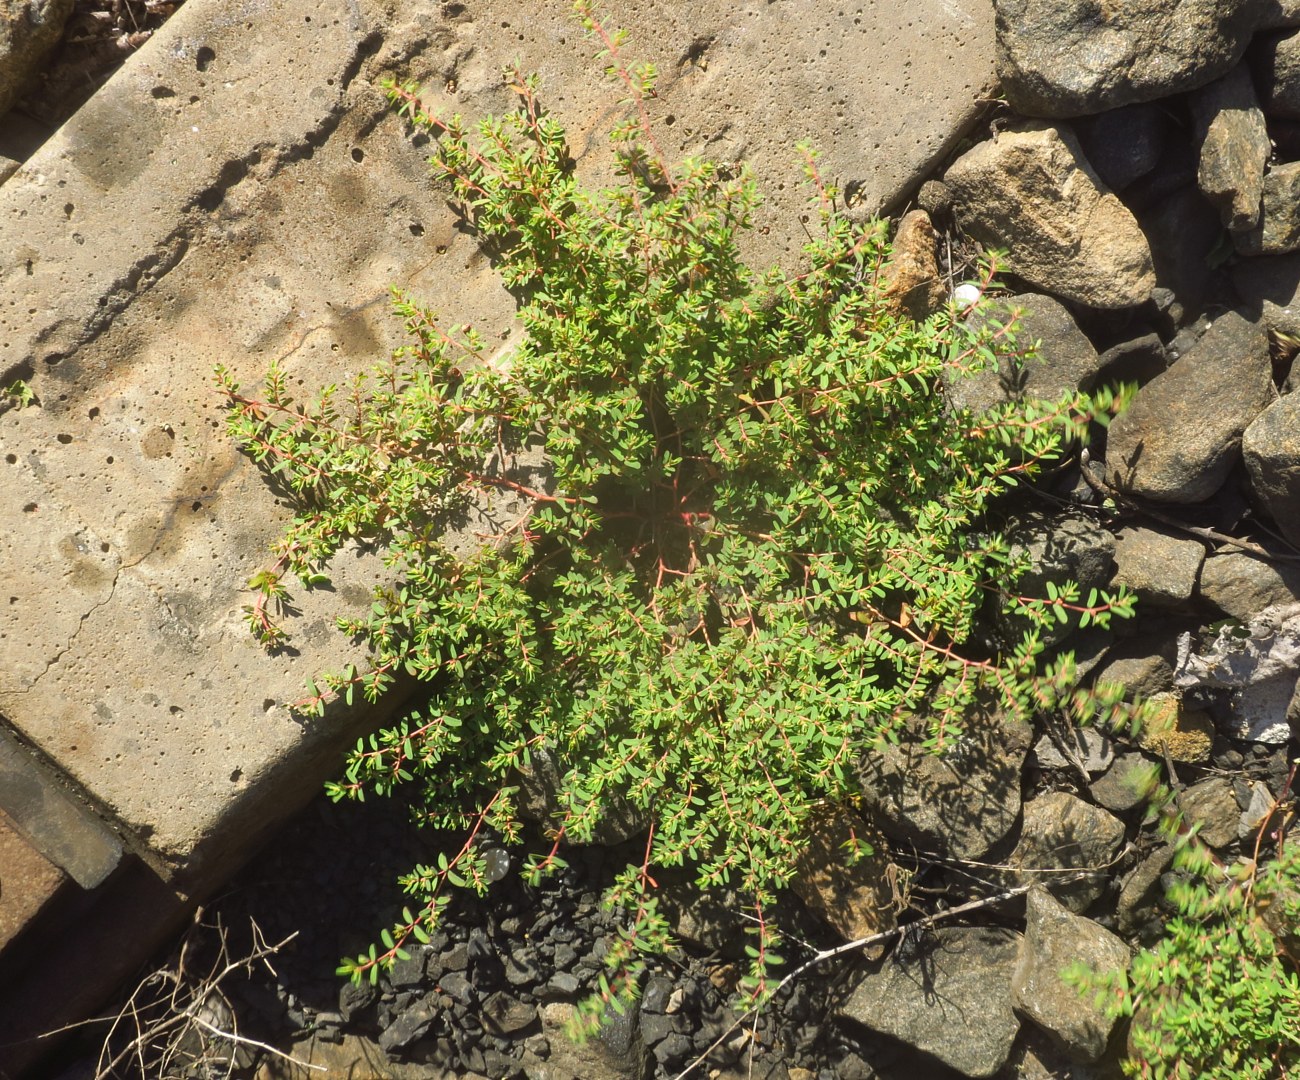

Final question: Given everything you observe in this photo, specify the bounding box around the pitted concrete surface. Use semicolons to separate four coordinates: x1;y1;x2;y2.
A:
0;0;994;882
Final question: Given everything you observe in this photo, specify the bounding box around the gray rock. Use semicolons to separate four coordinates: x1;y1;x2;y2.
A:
948;292;1104;414
1110;526;1205;609
1032;729;1114;776
1002;511;1117;647
994;0;1260;118
1096;333;1168;389
1176;604;1300;742
1253;28;1300;117
943;122;1155;309
1243;392;1300;548
1010;792;1126;912
840;927;1022;1078
1094;648;1175;700
1076;103;1168;191
1234;162;1300;254
378;995;439;1053
857;706;1033;861
1199;551;1300;619
538;972;580;1003
1180;777;1241;848
1138;186;1228;322
1105;311;1273;503
482;991;538;1036
536;1002;649;1080
1118;845;1175;939
1089;752;1159;814
0;0;74;118
1013;889;1130;1063
1231;252;1300;337
1190;64;1271;231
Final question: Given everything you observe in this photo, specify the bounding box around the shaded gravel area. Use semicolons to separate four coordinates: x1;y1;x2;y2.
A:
187;791;965;1080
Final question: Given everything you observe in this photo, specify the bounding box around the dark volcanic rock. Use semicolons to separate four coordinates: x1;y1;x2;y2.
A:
1012;889;1130;1063
1234;162;1300;255
840;927;1022;1078
1076;103;1168;191
1105;311;1273;503
1252;27;1300;117
948;292;1104;414
858;706;1033;861
1244;392;1300;548
1010;791;1126;912
994;0;1260;118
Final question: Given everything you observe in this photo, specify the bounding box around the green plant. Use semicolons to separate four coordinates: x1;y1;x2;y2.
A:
217;7;1135;1028
1074;778;1300;1079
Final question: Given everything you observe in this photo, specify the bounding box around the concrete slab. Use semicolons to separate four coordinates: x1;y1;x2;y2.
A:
0;0;994;877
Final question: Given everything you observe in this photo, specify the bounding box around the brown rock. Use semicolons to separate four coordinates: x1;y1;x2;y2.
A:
944;122;1154;309
880;209;946;321
789;804;897;944
1137;693;1214;764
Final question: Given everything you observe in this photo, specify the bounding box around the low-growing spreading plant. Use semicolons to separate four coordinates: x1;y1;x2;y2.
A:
218;6;1136;1029
1074;772;1300;1079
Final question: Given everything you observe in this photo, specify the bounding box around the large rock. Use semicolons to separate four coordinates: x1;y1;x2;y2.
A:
1009;791;1126;912
943;123;1155;309
1012;889;1130;1063
994;0;1261;118
790;805;897;943
1243;392;1300;549
857;706;1033;861
1190;64;1270;231
1104;311;1273;503
840;927;1022;1078
948;292;1103;414
0;0;74;118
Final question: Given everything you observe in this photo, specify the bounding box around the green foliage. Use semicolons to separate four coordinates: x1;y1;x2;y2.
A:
218;9;1134;1018
1074;798;1300;1079
2;379;37;412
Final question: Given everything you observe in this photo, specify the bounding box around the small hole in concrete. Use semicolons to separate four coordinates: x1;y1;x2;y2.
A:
106;456;114;464
409;222;425;237
88;407;99;419
150;85;176;99
5;453;15;464
63;203;74;218
196;46;216;71
100;543;109;552
22;503;36;512
351;147;364;163
56;433;72;444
